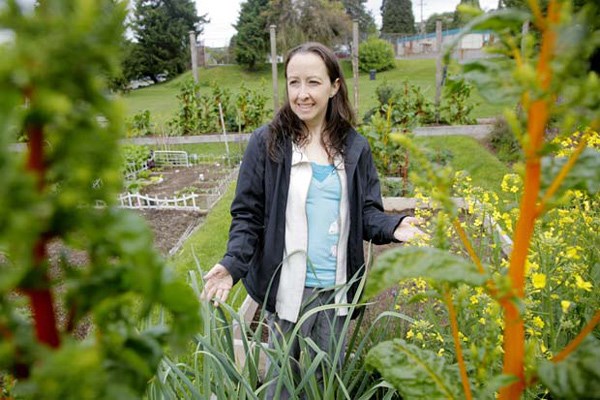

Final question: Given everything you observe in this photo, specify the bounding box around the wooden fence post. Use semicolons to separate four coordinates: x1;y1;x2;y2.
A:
435;19;443;124
270;25;279;115
352;19;359;113
189;30;198;84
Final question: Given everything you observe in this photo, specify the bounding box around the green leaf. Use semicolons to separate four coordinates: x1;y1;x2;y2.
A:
365;246;486;299
538;336;600;399
541;148;600;196
462;59;521;105
366;339;463;399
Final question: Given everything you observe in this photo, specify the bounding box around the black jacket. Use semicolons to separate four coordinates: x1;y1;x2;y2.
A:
219;125;408;314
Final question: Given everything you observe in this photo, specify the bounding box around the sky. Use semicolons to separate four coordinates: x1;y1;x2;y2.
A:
196;0;500;47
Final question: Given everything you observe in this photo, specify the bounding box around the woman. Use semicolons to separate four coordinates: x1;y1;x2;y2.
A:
201;42;422;396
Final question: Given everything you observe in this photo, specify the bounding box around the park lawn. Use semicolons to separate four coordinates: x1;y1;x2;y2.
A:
414;135;510;196
121;59;508;128
146;141;248;159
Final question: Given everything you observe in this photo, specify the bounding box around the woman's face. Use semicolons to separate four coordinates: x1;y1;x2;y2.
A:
286;52;339;131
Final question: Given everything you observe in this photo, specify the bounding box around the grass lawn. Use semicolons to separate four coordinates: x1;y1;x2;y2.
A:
414;135;510;195
121;59;510;128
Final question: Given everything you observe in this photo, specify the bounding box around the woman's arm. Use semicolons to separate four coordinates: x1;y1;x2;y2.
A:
201;129;267;304
361;143;424;244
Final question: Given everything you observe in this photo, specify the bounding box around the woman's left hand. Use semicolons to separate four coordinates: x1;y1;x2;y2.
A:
393;217;426;243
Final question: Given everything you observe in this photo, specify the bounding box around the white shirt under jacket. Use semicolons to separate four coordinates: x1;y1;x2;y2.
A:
275;144;350;323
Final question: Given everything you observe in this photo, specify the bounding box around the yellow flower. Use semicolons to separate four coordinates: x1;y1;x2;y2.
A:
566;246;581;260
533;316;545;329
470;295;479;305
416;332;424;341
575;275;592;292
525;260;540;274
479;318;486;325
532;273;547;289
406;329;414;339
540;342;548;354
561;300;571;313
437;348;445;357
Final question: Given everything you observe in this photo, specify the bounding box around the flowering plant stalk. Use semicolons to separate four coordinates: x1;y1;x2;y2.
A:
364;1;600;398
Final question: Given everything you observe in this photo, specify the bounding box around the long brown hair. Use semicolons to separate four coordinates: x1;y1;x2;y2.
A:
268;42;356;161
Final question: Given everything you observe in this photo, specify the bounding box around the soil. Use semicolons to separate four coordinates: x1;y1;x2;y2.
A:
140;163;232;198
14;163;232;341
134;209;204;255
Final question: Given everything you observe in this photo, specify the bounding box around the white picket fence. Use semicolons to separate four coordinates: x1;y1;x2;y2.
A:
118;166;239;212
119;192;200;210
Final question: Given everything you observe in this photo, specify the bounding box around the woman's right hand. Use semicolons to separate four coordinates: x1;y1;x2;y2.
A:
200;263;233;307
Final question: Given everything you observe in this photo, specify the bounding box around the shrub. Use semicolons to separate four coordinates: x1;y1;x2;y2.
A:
364;81;435;129
486;116;523;164
358;37;395;73
126;109;153;137
440;76;476;125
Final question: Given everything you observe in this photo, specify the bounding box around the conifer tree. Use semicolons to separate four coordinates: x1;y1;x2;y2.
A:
380;0;416;35
234;0;270;70
131;0;207;82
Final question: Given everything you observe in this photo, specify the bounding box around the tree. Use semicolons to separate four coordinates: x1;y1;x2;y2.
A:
131;0;207;82
266;0;352;50
380;0;416;35
234;0;270;70
341;0;377;36
425;11;457;33
298;0;352;46
452;0;482;28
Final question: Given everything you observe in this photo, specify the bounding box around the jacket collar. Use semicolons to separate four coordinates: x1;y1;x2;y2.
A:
291;142;346;168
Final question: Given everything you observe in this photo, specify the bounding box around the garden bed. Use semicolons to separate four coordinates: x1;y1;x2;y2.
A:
138;163;232;198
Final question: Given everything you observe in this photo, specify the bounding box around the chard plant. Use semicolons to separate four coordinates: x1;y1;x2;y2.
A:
441;76;476;125
126;109;154;137
365;1;600;399
235;82;269;134
0;1;198;398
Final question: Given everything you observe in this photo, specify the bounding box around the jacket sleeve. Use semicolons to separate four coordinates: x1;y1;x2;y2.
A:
219;129;266;283
361;142;408;244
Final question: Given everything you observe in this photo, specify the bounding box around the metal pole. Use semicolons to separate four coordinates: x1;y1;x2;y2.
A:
352;19;359;113
434;19;443;124
270;25;279;115
189;30;198;83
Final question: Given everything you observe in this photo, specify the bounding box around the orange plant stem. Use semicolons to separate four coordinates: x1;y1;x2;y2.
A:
453;219;485;275
452;219;498;297
553;310;600;363
499;1;560;399
444;291;473;400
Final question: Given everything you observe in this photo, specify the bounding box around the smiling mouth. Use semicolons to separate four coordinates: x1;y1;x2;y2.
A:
296;104;314;110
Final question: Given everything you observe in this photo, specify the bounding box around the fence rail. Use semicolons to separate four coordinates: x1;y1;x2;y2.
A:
119;192;201;211
118;166;239;212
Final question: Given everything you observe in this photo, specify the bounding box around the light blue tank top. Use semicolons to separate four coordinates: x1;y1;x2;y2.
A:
305;162;341;288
